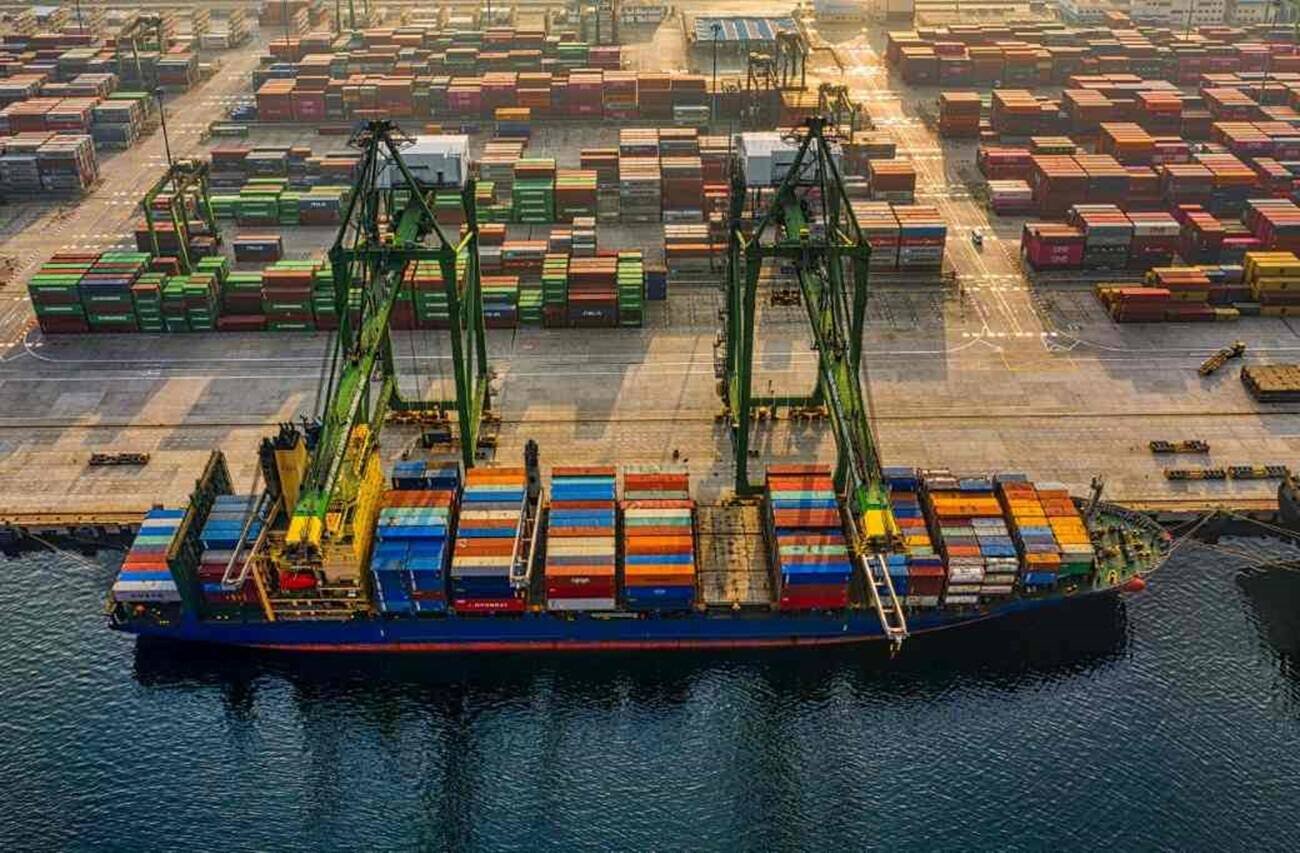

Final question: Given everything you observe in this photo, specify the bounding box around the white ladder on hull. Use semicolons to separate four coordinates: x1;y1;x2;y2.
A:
861;552;908;648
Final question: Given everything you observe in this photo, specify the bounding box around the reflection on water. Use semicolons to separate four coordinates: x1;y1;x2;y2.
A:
131;592;1129;703
1233;538;1300;696
5;542;1300;851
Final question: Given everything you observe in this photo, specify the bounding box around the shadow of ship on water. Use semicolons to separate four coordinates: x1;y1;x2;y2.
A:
129;592;1131;712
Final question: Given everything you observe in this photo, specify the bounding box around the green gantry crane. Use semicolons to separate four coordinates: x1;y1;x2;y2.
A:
115;14;168;89
722;115;907;643
285;120;489;561
139;158;219;275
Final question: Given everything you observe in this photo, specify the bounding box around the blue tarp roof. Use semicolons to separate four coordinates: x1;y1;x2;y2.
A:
693;16;797;44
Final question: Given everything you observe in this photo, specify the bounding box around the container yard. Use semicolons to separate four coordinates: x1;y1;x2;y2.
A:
0;1;1297;652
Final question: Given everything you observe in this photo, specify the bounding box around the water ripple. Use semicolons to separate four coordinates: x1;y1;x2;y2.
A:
1;542;1298;851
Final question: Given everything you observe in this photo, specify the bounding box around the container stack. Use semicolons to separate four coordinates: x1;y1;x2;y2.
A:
512;158;555;223
922;469;1003;607
197;495;265;606
938;91;982;138
91;95;148;148
545;467;618;612
406;259;448;329
566;255;618;327
868;160;916;203
232;235;283;264
571;216;597;257
894;205;946;270
28;252;93;334
494;106;531;138
1242;364;1300;402
309;266;337;331
765;464;852;611
1094;284;1172;323
478;139;524;201
1066;205;1133;270
1029;155;1088;216
987;179;1033;214
616;251;644;327
1244;251;1300;317
481;274;520;328
1021;223;1085;270
132;272;167;332
554;169;597;222
1035;483;1095;582
660;155;703;221
541;253;568;327
663;223;717;282
991;89;1050;136
1245;200;1300;252
79;252;151;333
618;156;662;223
1097;122;1156;165
111;508;184;605
968;481;1019;599
217;271;265;330
451;467;527;613
978;147;1034;180
998;480;1063;589
261;261;316;332
883;467;944;608
1128;211;1181;268
621;468;696;611
370;461;459;615
32;134;97;192
851;202;901;270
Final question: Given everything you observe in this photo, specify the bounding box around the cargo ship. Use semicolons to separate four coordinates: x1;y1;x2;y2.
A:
103;119;1169;655
106;448;1169;654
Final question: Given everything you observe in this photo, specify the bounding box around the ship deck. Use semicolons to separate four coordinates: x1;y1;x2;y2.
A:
1;1;1297;529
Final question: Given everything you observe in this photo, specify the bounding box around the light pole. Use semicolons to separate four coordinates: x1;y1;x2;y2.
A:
711;22;722;125
282;0;291;47
74;0;84;34
1260;0;1281;104
155;88;174;173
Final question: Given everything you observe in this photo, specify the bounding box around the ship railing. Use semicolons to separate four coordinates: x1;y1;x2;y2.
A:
510;492;541;590
220;489;277;590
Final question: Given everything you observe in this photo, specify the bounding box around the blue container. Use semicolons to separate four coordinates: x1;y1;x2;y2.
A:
625;553;693;565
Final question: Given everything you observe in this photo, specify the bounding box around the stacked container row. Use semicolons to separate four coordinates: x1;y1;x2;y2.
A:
545;467;617;611
765;464;853;611
451;467;528;612
622;468;695;611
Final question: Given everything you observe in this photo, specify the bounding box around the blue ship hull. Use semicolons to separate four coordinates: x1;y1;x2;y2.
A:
113;586;1120;653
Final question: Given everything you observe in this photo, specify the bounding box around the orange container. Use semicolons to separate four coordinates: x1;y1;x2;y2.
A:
625;536;694;555
625;525;694;538
553;465;617;477
454;538;516;556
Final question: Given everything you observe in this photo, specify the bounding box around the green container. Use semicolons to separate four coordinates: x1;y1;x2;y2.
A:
210;195;238;219
33;302;87;318
268;320;316;332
